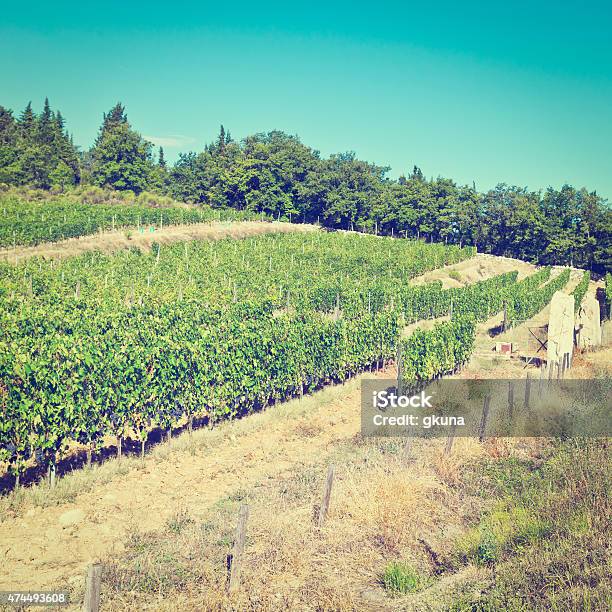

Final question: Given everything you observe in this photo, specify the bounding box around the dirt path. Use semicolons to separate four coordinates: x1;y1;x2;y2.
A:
411;253;536;288
0;221;317;263
467;267;593;376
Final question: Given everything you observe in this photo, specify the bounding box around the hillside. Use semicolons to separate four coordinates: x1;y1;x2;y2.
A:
0;219;608;610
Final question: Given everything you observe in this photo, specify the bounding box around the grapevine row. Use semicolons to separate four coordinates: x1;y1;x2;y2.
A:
0;193;261;248
571;270;590;309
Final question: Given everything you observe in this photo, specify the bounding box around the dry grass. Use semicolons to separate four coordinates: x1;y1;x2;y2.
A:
0;221;317;263
92;431;540;610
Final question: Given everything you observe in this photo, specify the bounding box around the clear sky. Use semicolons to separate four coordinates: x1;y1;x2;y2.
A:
1;1;611;199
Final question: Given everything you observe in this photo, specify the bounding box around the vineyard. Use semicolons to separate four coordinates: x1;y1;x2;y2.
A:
0;230;571;487
0;192;261;248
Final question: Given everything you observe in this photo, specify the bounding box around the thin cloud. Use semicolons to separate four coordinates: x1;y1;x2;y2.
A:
144;134;196;148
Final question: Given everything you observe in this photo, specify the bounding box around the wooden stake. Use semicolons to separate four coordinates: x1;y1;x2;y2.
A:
318;464;335;528
48;459;56;488
402;437;413;462
396;344;403;394
479;395;491;443
525;374;531;409
508;382;514;419
83;563;102;612
228;504;249;593
444;423;458;456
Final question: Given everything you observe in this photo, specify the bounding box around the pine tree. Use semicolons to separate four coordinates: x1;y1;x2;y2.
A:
90;103;154;193
18;102;36;139
54;110;65;132
94;103;127;147
217;125;226;155
158;146;166;168
410;165;424;182
38;97;54;145
0;107;18;146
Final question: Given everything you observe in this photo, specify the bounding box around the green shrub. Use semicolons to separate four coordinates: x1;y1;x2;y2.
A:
456;505;549;566
382;561;427;595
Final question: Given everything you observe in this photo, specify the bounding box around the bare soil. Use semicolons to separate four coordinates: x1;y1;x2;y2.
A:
410;253;536;288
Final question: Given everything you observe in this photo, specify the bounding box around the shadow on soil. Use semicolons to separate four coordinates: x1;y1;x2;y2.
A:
0;362;386;495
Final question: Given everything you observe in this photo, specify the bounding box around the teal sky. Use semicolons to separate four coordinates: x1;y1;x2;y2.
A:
1;1;611;199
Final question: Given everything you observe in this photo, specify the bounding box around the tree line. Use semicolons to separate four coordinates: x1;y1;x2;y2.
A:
0;99;610;273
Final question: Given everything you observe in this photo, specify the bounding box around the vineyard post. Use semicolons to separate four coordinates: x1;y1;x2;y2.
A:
444;423;458;456
524;374;531;409
560;354;566;378
478;395;491;443
508;381;514;419
83;563;102;612
548;361;554;382
502;301;508;332
48;455;57;488
300;371;304;400
402;434;413;463
318;464;335;528
117;436;122;460
556;361;561;381
396;343;403;394
228;504;249;593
